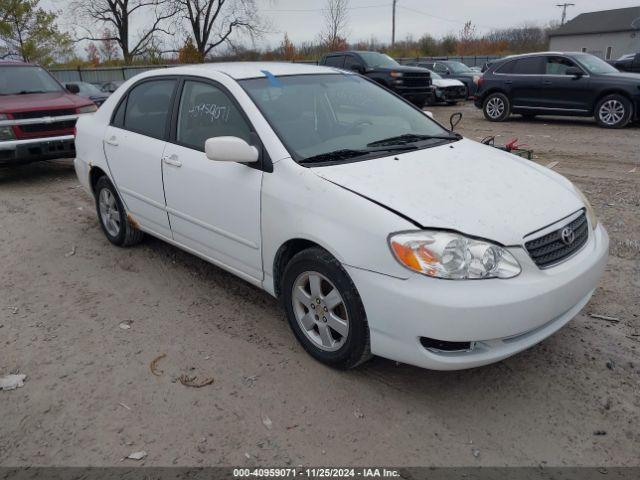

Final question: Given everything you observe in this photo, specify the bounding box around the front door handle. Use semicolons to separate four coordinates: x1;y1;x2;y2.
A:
162;155;182;167
104;136;118;146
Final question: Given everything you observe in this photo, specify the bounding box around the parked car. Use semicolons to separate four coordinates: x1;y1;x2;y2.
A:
74;62;608;371
409;60;481;97
408;66;469;105
100;80;125;93
422;69;467;105
319;51;434;107
611;53;640;73
0;60;97;165
475;52;640;128
64;81;110;107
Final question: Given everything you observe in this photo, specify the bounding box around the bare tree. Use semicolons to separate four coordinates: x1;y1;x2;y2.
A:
171;0;264;61
72;0;177;64
320;0;349;51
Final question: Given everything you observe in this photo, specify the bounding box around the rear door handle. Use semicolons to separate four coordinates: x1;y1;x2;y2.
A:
162;155;182;167
104;136;118;146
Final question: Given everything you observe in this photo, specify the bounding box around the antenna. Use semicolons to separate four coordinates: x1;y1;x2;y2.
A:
556;3;575;25
392;0;398;46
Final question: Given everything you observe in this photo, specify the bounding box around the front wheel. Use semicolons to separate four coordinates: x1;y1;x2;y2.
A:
281;248;371;369
95;176;144;247
595;94;632;128
483;92;511;122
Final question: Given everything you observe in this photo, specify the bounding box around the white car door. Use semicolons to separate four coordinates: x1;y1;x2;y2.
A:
161;79;263;282
103;78;177;239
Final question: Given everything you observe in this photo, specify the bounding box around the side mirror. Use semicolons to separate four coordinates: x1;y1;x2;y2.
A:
66;83;80;94
205;136;259;163
423;110;434;118
449;112;462;131
565;67;584;78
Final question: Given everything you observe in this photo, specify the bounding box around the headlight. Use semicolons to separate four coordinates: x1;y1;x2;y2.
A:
389;71;404;78
0;114;15;141
473;75;480;84
77;105;97;114
389;231;521;279
574;186;598;229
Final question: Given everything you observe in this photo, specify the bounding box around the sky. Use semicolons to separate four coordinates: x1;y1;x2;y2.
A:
43;0;640;52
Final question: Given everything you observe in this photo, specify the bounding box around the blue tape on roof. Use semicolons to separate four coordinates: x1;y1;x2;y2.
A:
260;70;283;87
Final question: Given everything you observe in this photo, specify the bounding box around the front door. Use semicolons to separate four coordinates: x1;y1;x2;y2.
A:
538;56;592;112
162;79;263;282
103;78;177;238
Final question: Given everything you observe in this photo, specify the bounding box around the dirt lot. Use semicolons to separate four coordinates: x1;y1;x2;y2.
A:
1;104;639;467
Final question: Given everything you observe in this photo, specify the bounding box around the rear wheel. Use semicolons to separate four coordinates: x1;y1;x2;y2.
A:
95;176;144;247
595;94;632;128
483;92;510;122
281;248;371;369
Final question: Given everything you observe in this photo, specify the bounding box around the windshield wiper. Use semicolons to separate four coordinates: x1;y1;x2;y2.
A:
299;145;417;165
367;133;460;148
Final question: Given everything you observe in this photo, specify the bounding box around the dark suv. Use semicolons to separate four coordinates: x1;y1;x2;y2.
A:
611;53;640;73
407;60;480;97
319;51;434;107
475;52;640;128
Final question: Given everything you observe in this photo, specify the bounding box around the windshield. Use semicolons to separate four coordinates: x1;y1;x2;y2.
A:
240;74;453;164
573;53;619;74
358;52;399;68
0;65;63;95
447;62;472;73
72;82;103;95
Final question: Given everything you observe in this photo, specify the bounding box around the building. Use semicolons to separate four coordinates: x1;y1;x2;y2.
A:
549;6;640;60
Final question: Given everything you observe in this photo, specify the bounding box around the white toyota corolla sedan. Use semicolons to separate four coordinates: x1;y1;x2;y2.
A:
74;62;608;371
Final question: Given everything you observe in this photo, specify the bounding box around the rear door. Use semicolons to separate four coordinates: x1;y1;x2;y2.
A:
538;56;591;112
503;56;545;108
103;78;177;238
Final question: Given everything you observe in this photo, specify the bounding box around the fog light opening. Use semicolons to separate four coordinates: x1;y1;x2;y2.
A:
420;337;474;353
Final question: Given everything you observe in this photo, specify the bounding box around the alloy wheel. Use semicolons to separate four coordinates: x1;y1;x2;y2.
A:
599;100;625;126
291;271;349;352
98;188;121;237
486;97;505;119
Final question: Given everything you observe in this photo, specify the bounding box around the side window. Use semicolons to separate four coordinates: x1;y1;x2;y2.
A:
324;55;345;68
176;80;251;151
111;97;126;127
344;56;363;71
495;60;516;74
123;79;176;139
512;57;544;75
434;63;447;73
545;56;578;75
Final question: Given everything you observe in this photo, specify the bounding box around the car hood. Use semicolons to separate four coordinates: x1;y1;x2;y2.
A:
312;139;582;246
433;78;465;88
600;71;640;82
0;91;92;112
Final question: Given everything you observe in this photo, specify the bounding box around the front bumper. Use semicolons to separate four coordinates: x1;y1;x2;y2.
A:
346;223;609;370
0;135;76;165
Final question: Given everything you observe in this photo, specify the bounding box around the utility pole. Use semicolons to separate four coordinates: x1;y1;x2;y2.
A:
392;0;398;46
556;3;575;25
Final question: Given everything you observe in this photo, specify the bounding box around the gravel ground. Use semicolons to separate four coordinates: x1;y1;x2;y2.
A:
1;103;639;467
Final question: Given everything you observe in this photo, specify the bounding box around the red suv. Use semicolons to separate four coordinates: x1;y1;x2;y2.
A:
0;60;97;165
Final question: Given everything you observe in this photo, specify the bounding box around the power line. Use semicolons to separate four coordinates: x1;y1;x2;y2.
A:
397;5;496;30
261;3;391;14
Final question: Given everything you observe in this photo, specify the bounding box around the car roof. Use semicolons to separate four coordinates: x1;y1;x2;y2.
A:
0;59;33;66
144;62;343;80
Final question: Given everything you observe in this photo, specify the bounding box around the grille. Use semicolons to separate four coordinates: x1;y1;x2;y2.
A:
403;72;431;87
525;212;589;268
20;121;76;133
11;109;76;119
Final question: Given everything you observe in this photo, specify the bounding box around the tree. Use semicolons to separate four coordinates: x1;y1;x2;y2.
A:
0;0;72;64
178;36;201;63
98;28;119;62
85;42;100;65
72;0;176;64
320;0;349;51
279;33;296;61
171;0;264;60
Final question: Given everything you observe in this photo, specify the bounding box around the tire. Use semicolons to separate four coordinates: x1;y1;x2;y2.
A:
94;176;144;247
281;247;372;369
483;92;511;122
595;94;632;128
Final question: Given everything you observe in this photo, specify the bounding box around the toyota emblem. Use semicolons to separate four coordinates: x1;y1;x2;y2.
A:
560;226;576;245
